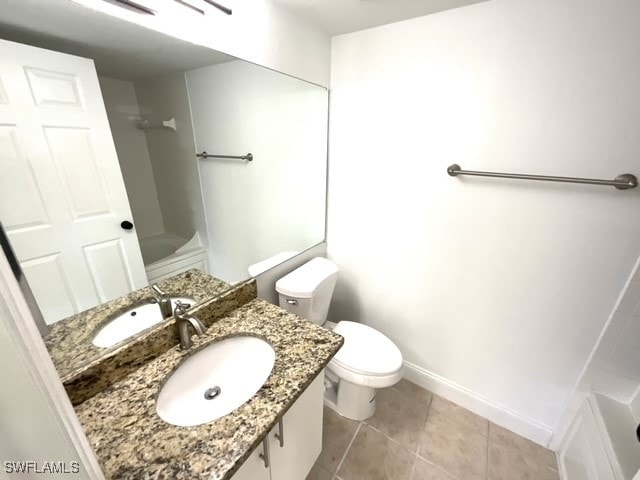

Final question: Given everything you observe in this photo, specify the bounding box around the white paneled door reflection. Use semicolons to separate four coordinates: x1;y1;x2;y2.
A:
0;39;147;324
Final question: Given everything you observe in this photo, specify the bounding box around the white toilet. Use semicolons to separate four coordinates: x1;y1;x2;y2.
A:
276;257;403;420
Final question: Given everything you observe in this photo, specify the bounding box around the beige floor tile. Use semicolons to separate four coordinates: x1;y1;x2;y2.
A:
411;457;458;480
489;423;557;471
338;425;415;480
366;386;429;451
317;406;360;473
417;410;487;480
430;395;489;436
488;442;560;480
307;462;334;480
392;379;433;406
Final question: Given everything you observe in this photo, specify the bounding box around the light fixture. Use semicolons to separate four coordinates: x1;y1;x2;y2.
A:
174;0;232;15
105;0;232;16
110;0;155;15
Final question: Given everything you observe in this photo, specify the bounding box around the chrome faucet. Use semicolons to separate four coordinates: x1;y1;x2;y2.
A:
151;284;173;319
174;300;206;350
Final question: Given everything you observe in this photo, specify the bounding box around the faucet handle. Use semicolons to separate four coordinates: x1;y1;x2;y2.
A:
173;300;191;316
151;283;167;297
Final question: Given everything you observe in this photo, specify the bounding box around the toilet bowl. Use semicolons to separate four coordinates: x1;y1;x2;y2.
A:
276;257;403;420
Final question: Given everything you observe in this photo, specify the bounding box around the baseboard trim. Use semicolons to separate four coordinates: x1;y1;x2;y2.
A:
403;360;554;447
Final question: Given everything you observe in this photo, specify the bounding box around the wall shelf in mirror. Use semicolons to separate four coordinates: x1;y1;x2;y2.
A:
135;117;177;131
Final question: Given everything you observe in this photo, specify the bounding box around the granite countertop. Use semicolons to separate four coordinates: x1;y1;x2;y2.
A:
75;299;343;480
45;269;231;380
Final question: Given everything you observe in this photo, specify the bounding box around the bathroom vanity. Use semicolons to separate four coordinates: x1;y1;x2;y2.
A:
232;374;324;480
44;269;230;380
65;273;342;479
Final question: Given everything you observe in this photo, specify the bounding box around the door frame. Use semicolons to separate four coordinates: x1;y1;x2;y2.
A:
0;249;104;479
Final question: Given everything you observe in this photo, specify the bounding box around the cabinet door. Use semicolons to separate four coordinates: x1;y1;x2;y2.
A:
231;442;270;480
269;374;324;480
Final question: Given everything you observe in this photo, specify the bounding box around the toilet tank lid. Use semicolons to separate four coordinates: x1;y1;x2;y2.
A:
275;257;338;298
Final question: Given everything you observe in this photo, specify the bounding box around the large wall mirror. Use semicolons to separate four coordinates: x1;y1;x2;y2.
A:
0;1;327;374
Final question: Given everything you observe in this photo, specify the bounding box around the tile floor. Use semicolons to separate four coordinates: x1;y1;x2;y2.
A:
306;380;559;480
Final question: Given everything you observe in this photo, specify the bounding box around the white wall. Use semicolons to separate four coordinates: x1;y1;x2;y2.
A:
99;76;164;240
327;0;640;445
134;73;207;246
186;61;328;283
72;0;331;87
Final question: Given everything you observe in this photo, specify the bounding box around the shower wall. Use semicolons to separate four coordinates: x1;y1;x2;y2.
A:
99;76;164;240
134;73;207;247
555;254;640;477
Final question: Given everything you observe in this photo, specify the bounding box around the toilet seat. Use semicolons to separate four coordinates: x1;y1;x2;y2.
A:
328;321;403;388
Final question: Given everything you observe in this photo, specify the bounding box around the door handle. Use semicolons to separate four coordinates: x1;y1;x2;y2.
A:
274;418;284;447
120;221;134;230
258;436;270;468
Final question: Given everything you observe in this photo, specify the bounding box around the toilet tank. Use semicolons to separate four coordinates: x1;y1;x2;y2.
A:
275;257;339;325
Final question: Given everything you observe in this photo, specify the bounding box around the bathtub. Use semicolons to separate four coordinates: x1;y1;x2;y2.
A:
139;232;209;283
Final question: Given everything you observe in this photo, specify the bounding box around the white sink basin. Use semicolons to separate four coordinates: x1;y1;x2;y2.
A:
156;336;275;427
92;297;195;348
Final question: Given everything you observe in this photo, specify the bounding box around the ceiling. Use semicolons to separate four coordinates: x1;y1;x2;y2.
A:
0;0;488;80
0;0;234;80
275;0;488;36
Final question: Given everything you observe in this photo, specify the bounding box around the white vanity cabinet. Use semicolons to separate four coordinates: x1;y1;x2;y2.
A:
232;374;324;480
231;445;271;480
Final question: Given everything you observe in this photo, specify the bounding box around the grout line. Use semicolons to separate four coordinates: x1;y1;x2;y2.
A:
429;405;490;438
488;440;559;478
332;421;362;478
409;453;417;480
362;389;432;455
485;433;491;479
389;384;434;410
414;451;464;480
368;425;403;448
365;422;423;455
398;383;491;479
417;400;433;454
487;419;560;474
416;402;463;480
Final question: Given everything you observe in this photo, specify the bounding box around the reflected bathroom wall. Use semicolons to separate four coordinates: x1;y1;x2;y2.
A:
99;76;164;240
187;61;328;283
100;61;328;285
134;72;209;249
99;73;210;285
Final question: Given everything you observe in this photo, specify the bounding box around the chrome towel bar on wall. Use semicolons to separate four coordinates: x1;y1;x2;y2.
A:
196;151;253;162
447;164;637;190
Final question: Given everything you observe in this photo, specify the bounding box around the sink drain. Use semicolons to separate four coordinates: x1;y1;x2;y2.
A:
204;386;221;400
